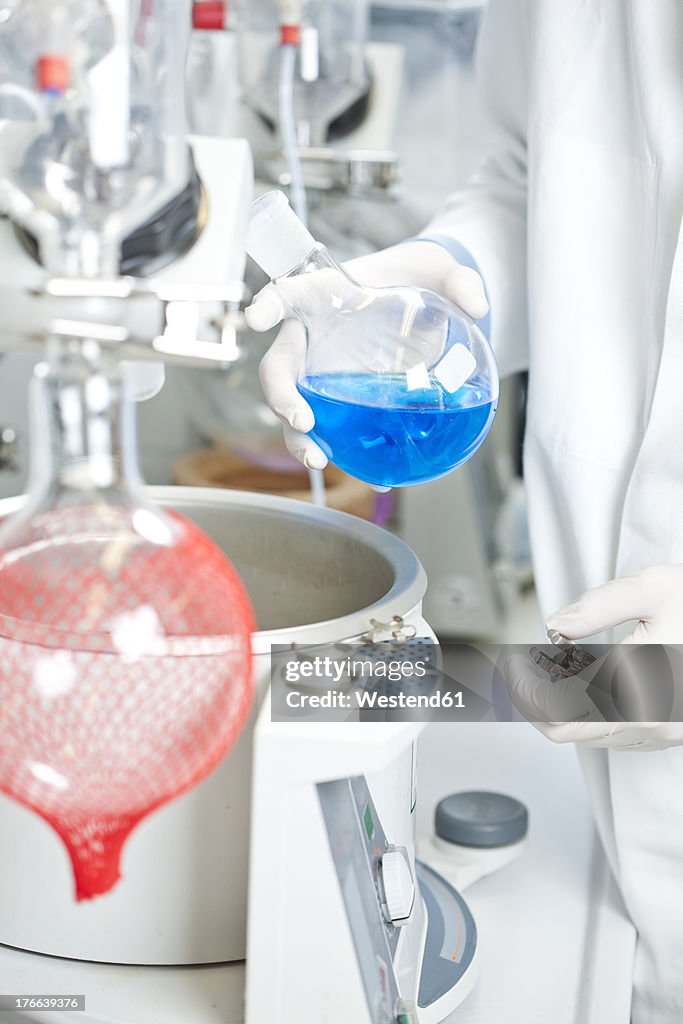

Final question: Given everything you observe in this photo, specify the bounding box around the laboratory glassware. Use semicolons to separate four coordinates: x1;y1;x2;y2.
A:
0;342;255;901
0;0;192;275
246;190;498;488
234;0;371;148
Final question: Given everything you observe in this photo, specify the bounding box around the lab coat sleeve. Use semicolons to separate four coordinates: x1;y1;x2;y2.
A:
424;0;531;377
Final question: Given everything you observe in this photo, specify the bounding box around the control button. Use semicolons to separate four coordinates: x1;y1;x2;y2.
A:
435;791;528;849
379;846;415;925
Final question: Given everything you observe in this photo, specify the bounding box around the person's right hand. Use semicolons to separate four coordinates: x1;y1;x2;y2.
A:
245;240;489;470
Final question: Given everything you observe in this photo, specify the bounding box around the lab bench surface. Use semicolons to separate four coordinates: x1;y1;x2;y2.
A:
418;723;634;1024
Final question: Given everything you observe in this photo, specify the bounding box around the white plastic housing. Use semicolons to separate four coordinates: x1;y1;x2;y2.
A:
0;485;430;965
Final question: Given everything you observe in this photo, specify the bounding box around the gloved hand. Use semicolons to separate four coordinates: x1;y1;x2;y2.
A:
245;240;489;470
506;565;683;751
546;564;683;645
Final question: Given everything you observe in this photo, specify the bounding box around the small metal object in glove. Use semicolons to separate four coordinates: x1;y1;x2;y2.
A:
530;630;597;681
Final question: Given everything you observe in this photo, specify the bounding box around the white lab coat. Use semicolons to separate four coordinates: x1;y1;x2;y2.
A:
427;2;683;1021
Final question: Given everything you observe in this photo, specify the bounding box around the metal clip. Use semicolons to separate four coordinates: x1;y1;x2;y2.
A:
272;146;400;198
360;616;418;645
530;631;596;681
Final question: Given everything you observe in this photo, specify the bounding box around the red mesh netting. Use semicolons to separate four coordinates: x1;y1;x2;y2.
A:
0;507;255;900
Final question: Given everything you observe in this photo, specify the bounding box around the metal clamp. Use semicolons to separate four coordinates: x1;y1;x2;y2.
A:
268;146;400;198
360;616;418;645
530;631;596;682
0;275;252;368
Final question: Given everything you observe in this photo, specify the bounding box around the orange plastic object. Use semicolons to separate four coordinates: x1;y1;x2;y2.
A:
192;1;228;30
36;55;70;93
280;23;301;45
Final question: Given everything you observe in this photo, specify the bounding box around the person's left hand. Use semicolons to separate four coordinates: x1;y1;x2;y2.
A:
506;565;683;751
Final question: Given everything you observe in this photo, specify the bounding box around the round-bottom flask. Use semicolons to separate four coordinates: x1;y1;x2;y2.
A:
0;343;255;900
247;191;499;488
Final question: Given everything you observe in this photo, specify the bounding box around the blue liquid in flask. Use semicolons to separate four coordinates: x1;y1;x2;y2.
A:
297;372;497;487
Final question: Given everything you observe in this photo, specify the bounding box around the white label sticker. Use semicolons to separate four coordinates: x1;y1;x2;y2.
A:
434;344;476;393
405;362;431;391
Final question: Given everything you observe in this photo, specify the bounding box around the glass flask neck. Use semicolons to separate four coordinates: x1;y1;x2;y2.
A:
285;242;352;280
283;243;366;318
29;341;143;501
281;243;367;325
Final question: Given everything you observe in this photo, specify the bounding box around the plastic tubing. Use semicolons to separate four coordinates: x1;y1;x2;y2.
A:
308;464;326;507
278;40;308;225
278;30;326;506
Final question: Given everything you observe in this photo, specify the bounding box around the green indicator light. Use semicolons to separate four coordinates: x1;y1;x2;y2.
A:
395;1000;419;1023
363;802;374;840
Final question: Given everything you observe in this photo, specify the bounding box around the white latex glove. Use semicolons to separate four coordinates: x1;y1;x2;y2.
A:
506;565;683;750
245;240;489;470
546;564;683;645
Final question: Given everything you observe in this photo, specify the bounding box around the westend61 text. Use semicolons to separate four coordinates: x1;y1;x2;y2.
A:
285;690;465;710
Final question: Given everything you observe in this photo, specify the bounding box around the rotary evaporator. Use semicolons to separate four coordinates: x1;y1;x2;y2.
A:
0;3;527;1023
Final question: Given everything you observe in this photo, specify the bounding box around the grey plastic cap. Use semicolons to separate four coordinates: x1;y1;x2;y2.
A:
245;190;317;280
435;791;528;849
